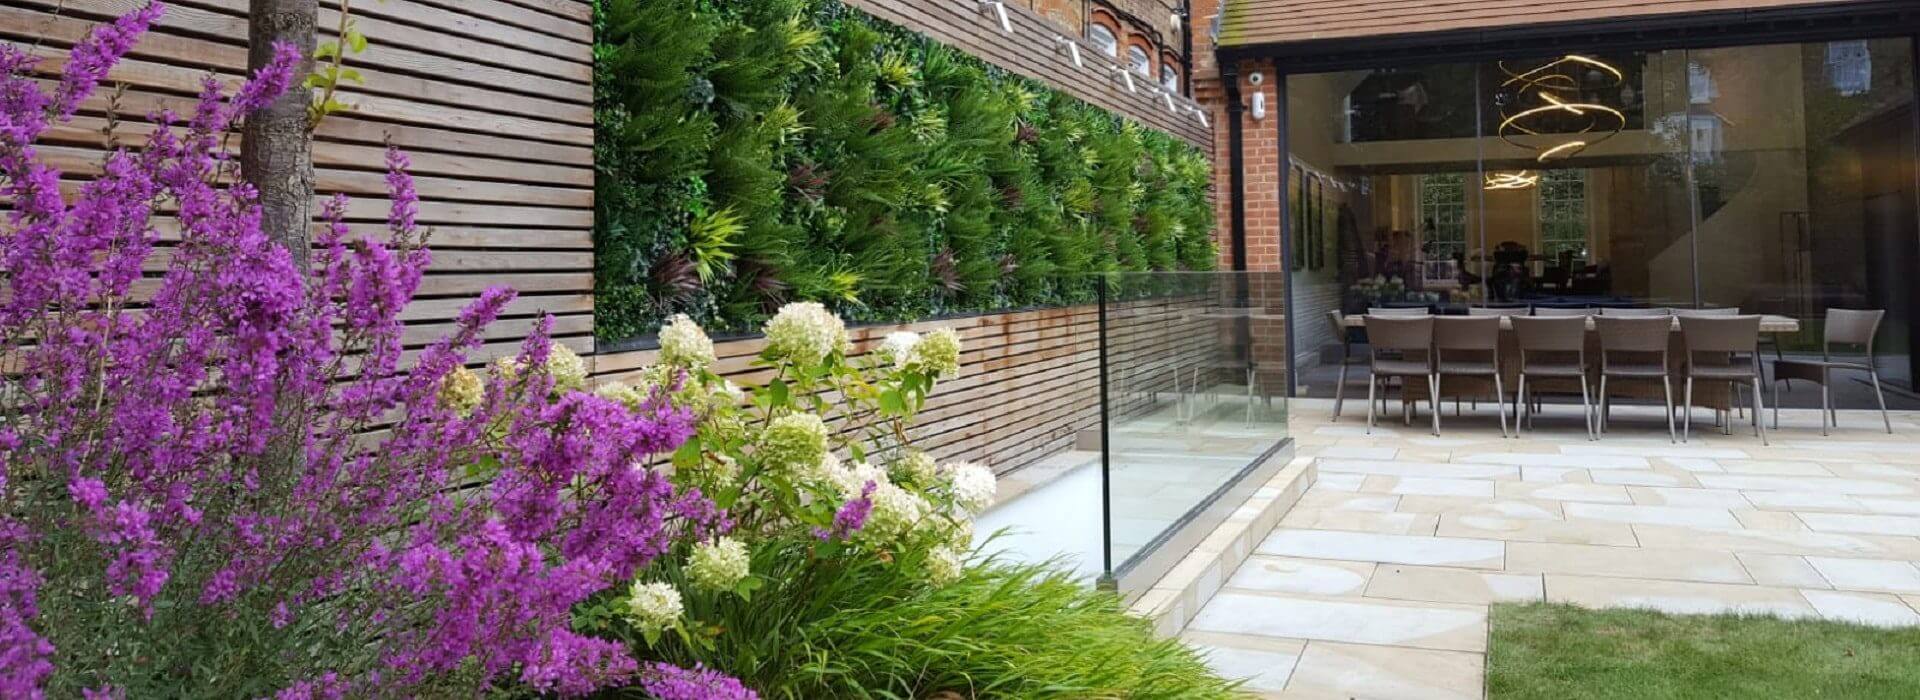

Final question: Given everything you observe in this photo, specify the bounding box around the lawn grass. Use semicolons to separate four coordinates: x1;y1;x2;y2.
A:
1488;602;1920;699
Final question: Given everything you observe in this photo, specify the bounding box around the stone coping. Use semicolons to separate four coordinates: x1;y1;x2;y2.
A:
1128;456;1317;637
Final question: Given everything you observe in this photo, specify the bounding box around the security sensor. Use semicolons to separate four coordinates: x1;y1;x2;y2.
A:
1251;91;1267;120
1247;72;1265;86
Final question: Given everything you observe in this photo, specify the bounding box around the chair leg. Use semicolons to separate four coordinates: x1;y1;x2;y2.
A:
1493;372;1509;439
1771;378;1781;430
1752;376;1767;445
1428;374;1442;437
1245;366;1255;427
1333;362;1348;422
1870;370;1892;434
1366;374;1378;434
1579;374;1595;441
1662;377;1677;444
1820;370;1832;437
1599;376;1610;433
1518;374;1531;432
1682;376;1694;443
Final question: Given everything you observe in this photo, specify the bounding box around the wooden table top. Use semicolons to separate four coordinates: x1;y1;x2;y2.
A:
1340;314;1801;333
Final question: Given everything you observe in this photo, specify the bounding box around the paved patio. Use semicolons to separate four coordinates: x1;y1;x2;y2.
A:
1185;398;1920;699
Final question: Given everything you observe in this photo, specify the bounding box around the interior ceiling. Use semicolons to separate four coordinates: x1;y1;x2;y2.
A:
1218;0;1872;49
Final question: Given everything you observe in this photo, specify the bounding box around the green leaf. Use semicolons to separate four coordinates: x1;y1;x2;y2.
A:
768;378;790;407
878;389;905;415
314;42;340;60
338;67;364;84
345;28;368;54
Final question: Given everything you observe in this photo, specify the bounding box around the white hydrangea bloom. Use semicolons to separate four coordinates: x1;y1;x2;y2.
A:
658;314;716;370
546;344;589;394
910;328;962;377
865;481;929;542
925;546;963;584
686;537;751;592
763;302;848;365
623;581;683;634
877;331;921;369
761;413;829;472
719;379;746;403
437;366;483;416
593;381;643;408
821;456;888;499
891;449;937;486
942;516;975;550
942;461;997;514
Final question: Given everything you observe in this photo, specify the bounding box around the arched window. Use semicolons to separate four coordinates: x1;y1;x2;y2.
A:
1127;45;1151;77
1088;23;1118;57
1161;64;1179;91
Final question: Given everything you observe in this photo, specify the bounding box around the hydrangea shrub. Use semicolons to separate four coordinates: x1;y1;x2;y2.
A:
577;303;997;682
0;6;743;697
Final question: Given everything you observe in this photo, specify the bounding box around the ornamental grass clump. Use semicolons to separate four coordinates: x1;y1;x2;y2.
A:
0;6;745;697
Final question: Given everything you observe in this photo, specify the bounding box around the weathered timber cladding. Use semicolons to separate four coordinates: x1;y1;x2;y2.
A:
846;0;1211;148
0;0;596;364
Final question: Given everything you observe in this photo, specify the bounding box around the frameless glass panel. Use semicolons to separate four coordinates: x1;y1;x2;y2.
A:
1099;272;1289;588
1689;39;1919;403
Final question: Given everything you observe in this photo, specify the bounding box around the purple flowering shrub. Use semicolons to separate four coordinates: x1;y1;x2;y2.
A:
572;308;997;691
0;5;740;697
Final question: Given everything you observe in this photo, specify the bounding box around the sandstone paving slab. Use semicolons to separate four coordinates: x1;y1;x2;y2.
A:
1224;556;1376;597
1519;466;1591;483
1394;495;1563;520
1629;524;1920;560
1624;486;1750;508
1592;470;1698;487
1561;502;1742;529
1188;591;1488;653
1361;475;1495;498
1801;590;1920;628
1732;508;1811;532
1737;553;1829;588
1742;491;1867;513
1258;529;1505;569
1805;557;1920;594
1507;542;1752;584
1280;508;1440;536
1709;460;1833;476
1798;512;1920;537
1854;497;1920;516
1662;457;1725;472
1282;640;1484;700
1317;459;1517;480
1310;472;1365;491
1495;481;1634;504
1561;444;1750;459
1181;631;1305;693
1455;453;1650;469
1438;514;1639;547
1364;564;1545;605
1696;475;1916;496
1544;574;1815;617
1294;491;1399;512
1314;446;1401;460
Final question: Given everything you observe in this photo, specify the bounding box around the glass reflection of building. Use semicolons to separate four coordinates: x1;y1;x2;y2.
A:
1283;40;1919;397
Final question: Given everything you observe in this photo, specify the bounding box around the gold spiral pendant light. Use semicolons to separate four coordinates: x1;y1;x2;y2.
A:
1485;55;1625;190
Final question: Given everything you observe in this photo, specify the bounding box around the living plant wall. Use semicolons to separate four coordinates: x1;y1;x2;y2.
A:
593;0;1216;341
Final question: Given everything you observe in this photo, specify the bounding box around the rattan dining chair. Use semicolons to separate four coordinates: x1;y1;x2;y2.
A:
1368;307;1432;316
1679;315;1767;445
1533;307;1594;317
1434;317;1509;437
1325;310;1378;422
1595;316;1679;442
1363;315;1439;436
1772;308;1893;435
1674;307;1740;317
1511;316;1595;439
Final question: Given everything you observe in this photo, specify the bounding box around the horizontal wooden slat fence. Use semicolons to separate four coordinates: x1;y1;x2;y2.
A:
592;296;1220;474
0;0;597;366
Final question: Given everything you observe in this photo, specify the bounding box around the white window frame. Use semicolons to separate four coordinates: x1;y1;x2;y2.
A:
1535;170;1589;260
1417;173;1469;262
1089;24;1118;57
1127;45;1152;77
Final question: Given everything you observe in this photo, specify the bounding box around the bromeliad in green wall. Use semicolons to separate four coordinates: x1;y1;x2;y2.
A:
593;0;1216;341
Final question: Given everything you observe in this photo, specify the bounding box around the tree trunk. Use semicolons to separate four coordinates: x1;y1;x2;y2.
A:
242;0;317;269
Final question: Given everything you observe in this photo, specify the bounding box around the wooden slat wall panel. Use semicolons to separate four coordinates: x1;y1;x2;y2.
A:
0;0;595;362
846;0;1212;149
589;300;1221;474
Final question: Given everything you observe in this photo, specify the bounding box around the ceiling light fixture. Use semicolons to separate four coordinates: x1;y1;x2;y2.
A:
1496;55;1626;163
